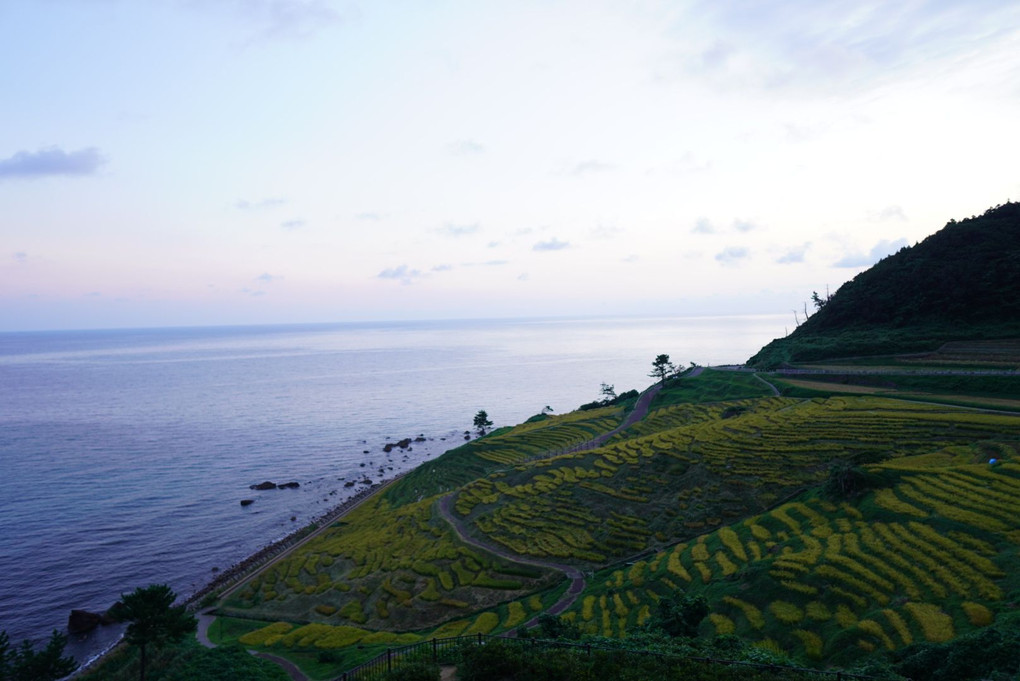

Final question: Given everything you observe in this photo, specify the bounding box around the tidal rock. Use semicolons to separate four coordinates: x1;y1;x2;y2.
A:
68;609;108;634
278;481;300;489
240;499;255;507
250;481;277;490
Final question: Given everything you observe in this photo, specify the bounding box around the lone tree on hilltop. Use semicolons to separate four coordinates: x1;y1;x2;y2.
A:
600;382;617;404
109;584;196;681
649;354;677;385
473;409;493;436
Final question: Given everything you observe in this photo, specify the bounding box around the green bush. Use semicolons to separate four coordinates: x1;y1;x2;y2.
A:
380;661;441;681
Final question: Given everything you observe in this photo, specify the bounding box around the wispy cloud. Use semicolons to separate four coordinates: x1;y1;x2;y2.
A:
377;264;423;284
236;197;287;210
656;1;1020;96
210;0;358;41
570;160;615;176
355;212;383;221
868;205;907;222
12;252;28;264
0;147;105;180
255;272;281;282
733;219;757;233
438;222;480;237
776;243;810;264
834;238;909;268
715;246;750;265
692;218;716;234
447;139;485;155
591;224;623;239
281;219;305;230
533;238;570;251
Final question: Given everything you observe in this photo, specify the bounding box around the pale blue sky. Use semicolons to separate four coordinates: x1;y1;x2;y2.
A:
2;0;1019;331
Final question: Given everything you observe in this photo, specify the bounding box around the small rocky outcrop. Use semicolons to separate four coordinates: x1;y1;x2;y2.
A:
240;499;255;507
250;481;277;490
278;481;300;489
382;438;414;453
68;609;113;635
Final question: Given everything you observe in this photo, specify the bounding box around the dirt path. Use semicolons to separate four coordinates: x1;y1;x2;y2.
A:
434;382;667;630
436;494;585;630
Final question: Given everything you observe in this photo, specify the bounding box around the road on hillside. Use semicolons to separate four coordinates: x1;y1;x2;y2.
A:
435;381;667;629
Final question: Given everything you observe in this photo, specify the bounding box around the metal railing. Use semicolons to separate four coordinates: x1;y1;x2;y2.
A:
336;633;904;681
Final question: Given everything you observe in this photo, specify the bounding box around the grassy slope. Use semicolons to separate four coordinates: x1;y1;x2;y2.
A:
212;369;1020;674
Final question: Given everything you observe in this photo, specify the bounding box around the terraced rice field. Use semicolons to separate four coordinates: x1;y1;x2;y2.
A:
457;397;1020;564
563;454;1020;660
221;494;556;630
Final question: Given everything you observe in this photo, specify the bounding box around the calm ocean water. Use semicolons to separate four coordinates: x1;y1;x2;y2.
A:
0;315;783;662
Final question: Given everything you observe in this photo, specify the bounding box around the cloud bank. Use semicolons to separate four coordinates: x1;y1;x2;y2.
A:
0;147;105;180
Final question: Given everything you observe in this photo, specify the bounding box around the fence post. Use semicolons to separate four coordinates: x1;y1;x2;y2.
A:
477;633;482;646
387;648;392;672
433;637;438;664
586;643;591;657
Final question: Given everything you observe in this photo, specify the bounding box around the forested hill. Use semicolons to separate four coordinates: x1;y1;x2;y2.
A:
749;201;1020;367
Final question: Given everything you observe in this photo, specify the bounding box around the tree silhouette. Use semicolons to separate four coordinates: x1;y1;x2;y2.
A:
0;629;77;681
110;584;196;681
648;354;677;385
473;409;493;436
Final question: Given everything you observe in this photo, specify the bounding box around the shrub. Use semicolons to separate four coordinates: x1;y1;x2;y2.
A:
380;662;440;681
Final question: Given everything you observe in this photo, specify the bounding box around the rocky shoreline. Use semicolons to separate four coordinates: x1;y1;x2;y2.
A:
68;473;407;677
185;473;404;609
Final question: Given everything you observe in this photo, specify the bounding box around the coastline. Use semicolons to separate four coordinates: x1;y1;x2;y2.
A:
185;473;406;607
71;472;408;677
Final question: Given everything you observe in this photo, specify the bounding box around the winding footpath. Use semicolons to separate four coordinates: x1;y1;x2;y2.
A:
436;382;665;630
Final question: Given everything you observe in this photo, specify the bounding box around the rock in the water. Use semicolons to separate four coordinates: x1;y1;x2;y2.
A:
250;481;277;490
240;499;255;506
278;481;300;489
68;609;109;635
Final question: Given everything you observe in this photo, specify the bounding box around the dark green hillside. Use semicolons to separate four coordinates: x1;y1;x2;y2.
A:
750;202;1020;367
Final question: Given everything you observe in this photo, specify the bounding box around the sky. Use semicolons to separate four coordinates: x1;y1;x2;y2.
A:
2;0;1019;332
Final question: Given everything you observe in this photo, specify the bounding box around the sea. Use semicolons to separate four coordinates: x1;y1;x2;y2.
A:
0;314;784;664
